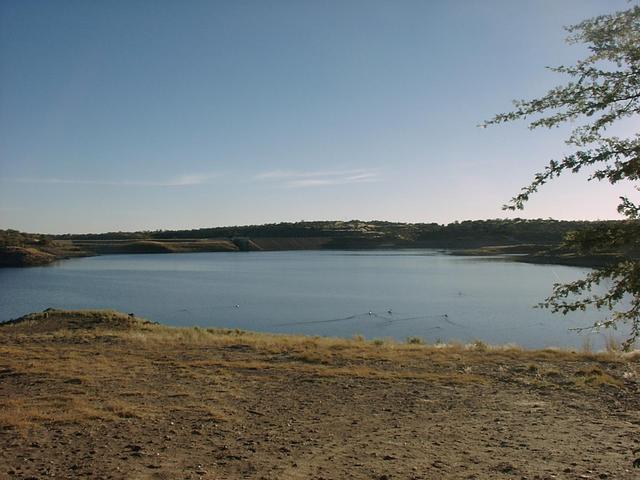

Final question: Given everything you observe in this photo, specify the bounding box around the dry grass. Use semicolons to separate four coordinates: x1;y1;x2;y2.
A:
0;396;119;430
1;309;638;435
113;322;632;364
6;308;634;362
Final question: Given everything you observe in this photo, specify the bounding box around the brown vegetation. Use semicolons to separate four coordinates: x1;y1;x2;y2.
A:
1;309;639;479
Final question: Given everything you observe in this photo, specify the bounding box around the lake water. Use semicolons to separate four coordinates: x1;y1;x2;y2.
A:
0;250;619;349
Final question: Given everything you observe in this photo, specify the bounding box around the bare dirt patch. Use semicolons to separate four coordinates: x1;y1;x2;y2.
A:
1;310;639;479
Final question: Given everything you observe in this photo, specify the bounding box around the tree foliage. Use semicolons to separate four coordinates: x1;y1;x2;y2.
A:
56;218;612;249
485;5;640;349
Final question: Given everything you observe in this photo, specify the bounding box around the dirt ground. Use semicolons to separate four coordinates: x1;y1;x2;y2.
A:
1;310;639;479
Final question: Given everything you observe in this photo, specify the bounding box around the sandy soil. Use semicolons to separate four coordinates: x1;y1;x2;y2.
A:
1;310;639;479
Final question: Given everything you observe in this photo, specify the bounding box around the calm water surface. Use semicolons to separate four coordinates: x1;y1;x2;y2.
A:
0;250;617;349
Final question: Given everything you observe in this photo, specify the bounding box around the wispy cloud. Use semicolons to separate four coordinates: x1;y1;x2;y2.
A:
255;168;382;188
7;173;218;187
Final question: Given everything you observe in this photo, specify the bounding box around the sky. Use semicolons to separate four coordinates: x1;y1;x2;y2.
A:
0;0;637;234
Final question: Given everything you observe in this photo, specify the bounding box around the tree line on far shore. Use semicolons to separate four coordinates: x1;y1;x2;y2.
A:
7;218;624;250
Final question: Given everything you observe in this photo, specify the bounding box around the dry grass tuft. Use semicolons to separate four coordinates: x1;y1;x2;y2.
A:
0;396;119;430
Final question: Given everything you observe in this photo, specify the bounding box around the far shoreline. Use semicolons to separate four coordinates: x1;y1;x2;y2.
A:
2;219;629;269
0;241;619;269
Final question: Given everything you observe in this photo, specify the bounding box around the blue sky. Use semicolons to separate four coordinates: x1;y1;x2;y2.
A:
0;0;636;233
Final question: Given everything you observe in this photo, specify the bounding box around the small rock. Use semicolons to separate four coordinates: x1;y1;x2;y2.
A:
495;462;517;474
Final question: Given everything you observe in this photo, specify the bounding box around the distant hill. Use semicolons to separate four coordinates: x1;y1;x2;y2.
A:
1;219;633;267
54;218;622;249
